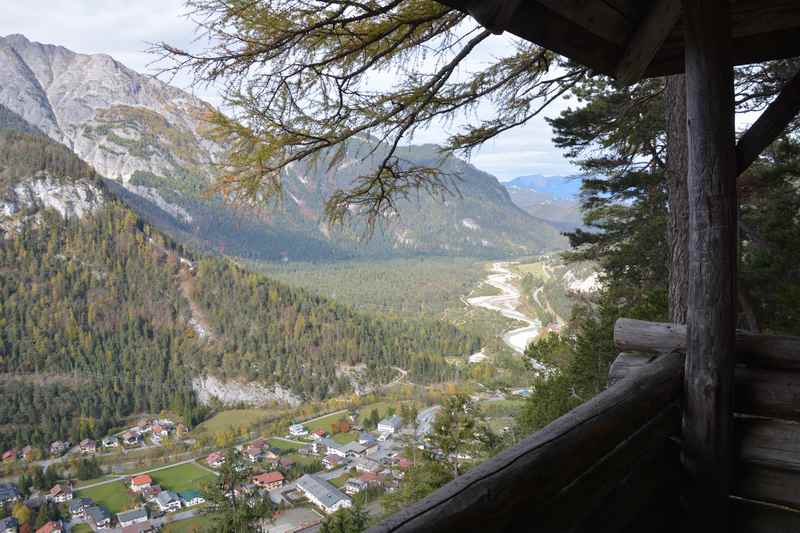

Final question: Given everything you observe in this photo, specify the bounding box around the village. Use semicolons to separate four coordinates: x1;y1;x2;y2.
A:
0;402;443;533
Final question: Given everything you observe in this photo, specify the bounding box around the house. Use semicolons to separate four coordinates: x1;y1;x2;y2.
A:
122;431;142;446
289;423;308;437
397;457;412;470
244;443;265;463
0;517;18;533
2;450;16;463
130;474;153;492
377;415;402;435
298;444;314;456
49;441;69;456
0;484;20;504
150;424;169;439
344;478;367;495
353;456;381;474
343;442;366;457
87;507;112;530
35;521;62;533
279;456;295;469
155;490;182;513
179;490;206;507
102;436;119;448
48;483;73;503
357;472;383;486
69;497;94;518
206;451;225;468
310;428;327;440
79;439;97;454
140;485;162;502
322;454;343;470
264;449;279;461
252;471;284;491
296;474;352;514
315;438;346;458
117;508;148;528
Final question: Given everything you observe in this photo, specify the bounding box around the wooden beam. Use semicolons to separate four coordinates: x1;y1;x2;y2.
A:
536;0;633;46
737;70;800;175
682;0;738;528
615;0;681;84
367;354;684;533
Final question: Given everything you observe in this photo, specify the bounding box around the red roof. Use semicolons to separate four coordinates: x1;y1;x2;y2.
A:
36;521;63;533
358;472;380;482
313;429;327;436
207;451;224;463
253;471;284;485
397;457;412;469
2;450;16;460
131;474;153;486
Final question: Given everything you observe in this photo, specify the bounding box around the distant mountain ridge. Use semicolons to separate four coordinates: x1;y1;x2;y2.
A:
0;34;568;260
503;174;584;232
504;174;582;200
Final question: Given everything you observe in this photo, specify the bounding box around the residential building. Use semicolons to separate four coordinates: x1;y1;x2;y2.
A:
289;424;308;437
122;431;142;446
279;456;295;469
49;441;69;456
117;508;148;528
298;444;314;456
0;484;20;504
344;478;367;495
377;415;402;435
69;498;94;518
140;485;162;502
1;450;16;463
48;483;73;503
244;442;265;463
358;433;377;446
206;451;225;468
179;490;206;506
79;439;97;454
315;438;346;458
155;490;182;513
150;424;169;439
87;507;112;530
252;472;284;491
0;517;18;533
295;474;352;515
311;429;327;440
353;456;381;474
35;521;62;533
322;454;342;470
130;474;153;492
357;472;383;486
343;442;366;457
264;450;279;461
102;436;119;448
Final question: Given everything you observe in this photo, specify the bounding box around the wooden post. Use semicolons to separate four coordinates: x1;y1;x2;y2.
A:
682;0;737;528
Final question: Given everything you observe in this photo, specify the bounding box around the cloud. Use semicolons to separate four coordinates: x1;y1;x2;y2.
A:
0;1;576;179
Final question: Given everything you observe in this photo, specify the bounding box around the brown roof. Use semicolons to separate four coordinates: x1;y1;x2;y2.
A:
437;1;800;82
36;521;62;533
253;471;284;485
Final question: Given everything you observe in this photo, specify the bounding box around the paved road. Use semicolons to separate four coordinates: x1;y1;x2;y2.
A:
77;457;213;491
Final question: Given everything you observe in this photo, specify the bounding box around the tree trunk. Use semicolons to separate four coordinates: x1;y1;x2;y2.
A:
665;75;689;324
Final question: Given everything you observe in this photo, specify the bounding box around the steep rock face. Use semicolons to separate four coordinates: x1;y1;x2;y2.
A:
0;34;221;183
1;172;103;220
192;375;302;407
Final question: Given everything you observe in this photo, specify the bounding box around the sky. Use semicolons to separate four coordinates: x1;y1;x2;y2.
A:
0;0;581;180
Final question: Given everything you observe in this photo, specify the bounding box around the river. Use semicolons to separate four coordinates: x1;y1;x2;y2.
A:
466;262;545;369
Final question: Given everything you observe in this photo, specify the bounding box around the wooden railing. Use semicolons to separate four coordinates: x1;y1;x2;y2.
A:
369;319;800;533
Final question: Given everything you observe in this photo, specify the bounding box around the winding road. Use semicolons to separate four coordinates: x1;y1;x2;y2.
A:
466;262;545;369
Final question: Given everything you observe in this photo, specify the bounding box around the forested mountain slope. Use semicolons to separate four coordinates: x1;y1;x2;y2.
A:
0;33;566;260
0;118;479;450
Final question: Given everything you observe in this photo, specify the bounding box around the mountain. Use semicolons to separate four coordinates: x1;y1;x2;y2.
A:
0;113;479;449
503;174;584;232
0;34;567;260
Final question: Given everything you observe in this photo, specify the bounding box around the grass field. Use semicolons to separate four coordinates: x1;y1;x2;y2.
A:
76;480;132;514
331;431;358;444
150;462;216;493
74;474;117;488
286;453;321;466
163;515;215;532
268;437;303;451
328;473;351;488
195;409;269;434
303;411;349;433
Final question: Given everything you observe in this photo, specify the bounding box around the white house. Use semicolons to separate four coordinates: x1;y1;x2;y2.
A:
316;438;346;458
289;424;308;437
87;507;112;530
102;436;119;448
296;474;352;514
155;491;182;513
377;415;402;435
116;508;148;528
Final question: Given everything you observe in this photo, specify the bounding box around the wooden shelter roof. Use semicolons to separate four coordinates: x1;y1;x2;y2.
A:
438;0;800;82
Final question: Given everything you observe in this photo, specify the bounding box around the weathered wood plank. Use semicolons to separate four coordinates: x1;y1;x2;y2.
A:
735;463;800;509
614;318;800;370
607;352;655;386
736;368;800;422
367;354;684;533
737;70;800;175
737;416;800;472
536;0;633;45
682;1;738;528
733;497;800;533
615;0;682;84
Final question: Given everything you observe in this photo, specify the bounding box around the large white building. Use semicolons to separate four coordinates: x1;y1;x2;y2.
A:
289;424;308;437
296;474;352;514
377;415;402;435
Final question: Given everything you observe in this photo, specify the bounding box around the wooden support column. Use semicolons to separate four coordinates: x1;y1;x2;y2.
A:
682;0;738;529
